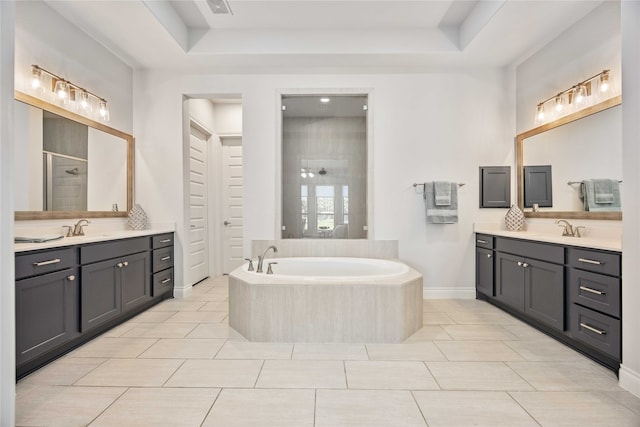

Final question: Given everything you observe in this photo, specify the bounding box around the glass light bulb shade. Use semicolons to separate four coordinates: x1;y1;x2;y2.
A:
79;91;92;112
555;95;564;112
575;85;586;104
535;104;545;123
308;172;314;178
30;67;44;91
301;172;307;178
600;72;610;93
98;101;110;122
55;81;68;99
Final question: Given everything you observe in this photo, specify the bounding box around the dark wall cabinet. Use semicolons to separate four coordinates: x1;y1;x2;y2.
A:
15;232;174;378
476;233;622;372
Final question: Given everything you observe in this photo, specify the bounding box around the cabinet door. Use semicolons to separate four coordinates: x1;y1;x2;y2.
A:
16;268;79;364
495;252;524;310
524;258;564;331
81;259;122;332
476;248;494;296
121;251;151;312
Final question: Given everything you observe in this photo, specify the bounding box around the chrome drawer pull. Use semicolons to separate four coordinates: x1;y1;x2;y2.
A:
579;286;605;296
580;322;607;335
161;278;172;284
33;258;61;267
160;239;172;243
578;258;603;265
477;239;487;244
161;256;171;261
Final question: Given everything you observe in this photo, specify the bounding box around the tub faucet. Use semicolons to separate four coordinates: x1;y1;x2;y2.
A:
257;245;278;273
72;219;90;236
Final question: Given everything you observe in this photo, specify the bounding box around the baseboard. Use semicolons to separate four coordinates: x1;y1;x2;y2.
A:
172;286;192;299
423;287;476;299
619;365;640;398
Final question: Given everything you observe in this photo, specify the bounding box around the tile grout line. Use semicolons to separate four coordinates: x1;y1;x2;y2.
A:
198;387;223;427
506;391;544;427
409;389;431;427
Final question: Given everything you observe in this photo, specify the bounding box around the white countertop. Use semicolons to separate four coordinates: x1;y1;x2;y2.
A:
14;227;175;253
474;223;621;252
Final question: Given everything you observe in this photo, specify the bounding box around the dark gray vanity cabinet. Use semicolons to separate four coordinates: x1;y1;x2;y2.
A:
475;235;494;297
151;233;174;296
476;232;622;372
16;232;173;379
494;237;565;331
80;238;150;332
568;248;622;360
15;250;80;365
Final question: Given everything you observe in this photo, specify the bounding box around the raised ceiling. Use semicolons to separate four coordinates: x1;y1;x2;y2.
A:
43;0;606;72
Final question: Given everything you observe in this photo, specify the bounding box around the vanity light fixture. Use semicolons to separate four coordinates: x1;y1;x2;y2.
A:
534;69;613;126
29;65;110;122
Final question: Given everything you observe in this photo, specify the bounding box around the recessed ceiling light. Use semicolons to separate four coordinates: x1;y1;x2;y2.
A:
320;97;330;103
207;0;233;15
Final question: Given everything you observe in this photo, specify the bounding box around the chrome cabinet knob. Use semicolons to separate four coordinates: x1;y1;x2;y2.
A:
67;275;76;281
117;262;124;268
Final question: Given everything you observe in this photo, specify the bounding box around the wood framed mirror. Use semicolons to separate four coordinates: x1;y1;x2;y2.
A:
14;91;133;220
516;95;622;220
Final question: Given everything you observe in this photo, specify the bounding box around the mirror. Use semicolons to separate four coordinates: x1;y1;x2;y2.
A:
516;96;622;220
14;91;133;220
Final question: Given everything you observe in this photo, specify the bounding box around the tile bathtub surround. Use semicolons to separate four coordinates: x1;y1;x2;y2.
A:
251;239;398;259
15;276;640;427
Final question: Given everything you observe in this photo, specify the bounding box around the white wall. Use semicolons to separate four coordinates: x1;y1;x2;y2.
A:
213;103;242;135
134;70;514;297
0;1;15;424
87;128;128;211
516;1;621;133
620;0;640;398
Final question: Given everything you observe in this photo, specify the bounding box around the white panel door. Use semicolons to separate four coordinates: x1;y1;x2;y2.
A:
188;126;209;285
222;143;243;273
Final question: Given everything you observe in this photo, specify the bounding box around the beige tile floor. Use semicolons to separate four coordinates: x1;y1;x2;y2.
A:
16;276;640;426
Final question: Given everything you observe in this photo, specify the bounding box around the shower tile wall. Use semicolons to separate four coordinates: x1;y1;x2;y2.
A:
252;240;398;259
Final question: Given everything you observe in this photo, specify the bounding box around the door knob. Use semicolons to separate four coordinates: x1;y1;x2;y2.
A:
224;220;231;226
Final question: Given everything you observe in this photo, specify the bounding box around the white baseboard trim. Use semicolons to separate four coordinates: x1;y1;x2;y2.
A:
423;287;476;299
172;286;192;299
619;365;640;398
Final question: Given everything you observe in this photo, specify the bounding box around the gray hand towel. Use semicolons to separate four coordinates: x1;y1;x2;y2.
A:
580;179;621;211
424;182;458;224
593;179;614;204
434;181;451;206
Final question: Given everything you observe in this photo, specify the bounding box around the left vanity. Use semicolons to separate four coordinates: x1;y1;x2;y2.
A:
15;231;174;379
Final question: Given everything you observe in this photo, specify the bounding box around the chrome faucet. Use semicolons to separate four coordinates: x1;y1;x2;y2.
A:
71;219;90;236
256;245;278;273
555;219;584;237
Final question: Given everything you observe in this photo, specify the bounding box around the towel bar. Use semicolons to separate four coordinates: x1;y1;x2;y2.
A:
567;180;622;185
413;182;465;188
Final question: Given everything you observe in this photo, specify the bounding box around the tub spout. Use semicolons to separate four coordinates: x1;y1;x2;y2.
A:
256;245;278;273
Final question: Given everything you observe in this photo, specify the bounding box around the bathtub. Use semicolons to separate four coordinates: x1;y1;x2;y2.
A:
229;257;423;343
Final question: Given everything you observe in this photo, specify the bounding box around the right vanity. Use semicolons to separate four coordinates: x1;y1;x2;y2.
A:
476;96;623;373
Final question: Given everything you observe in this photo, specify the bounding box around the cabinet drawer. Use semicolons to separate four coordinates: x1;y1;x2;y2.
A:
16;248;77;280
495;237;564;264
568;248;620;277
570;304;620;360
153;268;174;297
81;237;149;265
475;234;494;250
152;233;174;249
153;247;174;273
569;268;620;318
